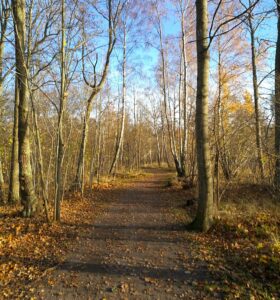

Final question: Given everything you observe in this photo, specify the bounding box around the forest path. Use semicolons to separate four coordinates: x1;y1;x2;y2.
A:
34;169;213;300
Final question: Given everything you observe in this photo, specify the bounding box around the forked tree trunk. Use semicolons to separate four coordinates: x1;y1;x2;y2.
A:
190;0;214;232
74;0;116;192
12;0;37;216
275;0;280;192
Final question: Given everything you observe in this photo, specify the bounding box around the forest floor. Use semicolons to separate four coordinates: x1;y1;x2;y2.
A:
0;168;279;299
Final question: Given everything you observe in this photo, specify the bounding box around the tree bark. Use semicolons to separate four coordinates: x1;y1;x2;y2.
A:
0;24;6;204
74;99;93;193
12;0;37;216
248;13;265;180
213;48;222;207
54;0;66;221
0;157;4;204
275;0;280;192
8;80;20;204
190;0;214;232
31;95;50;221
74;0;117;191
0;2;19;204
179;2;188;177
109;23;126;175
157;12;183;177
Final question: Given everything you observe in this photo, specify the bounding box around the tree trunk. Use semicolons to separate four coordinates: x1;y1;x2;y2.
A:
54;0;66;221
31;95;50;221
75;0;116;191
275;0;280;192
0;157;4;204
74;100;93;193
12;0;37;216
248;14;265;180
0;41;5;204
157;15;183;177
2;5;20;204
8;80;20;204
109;24;126;175
180;5;188;177
214;49;222;207
190;0;214;232
0;0;9;205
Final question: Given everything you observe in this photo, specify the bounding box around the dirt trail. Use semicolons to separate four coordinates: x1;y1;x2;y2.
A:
35;169;212;299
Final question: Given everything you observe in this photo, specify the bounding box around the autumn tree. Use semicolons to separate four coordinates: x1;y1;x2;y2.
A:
189;0;213;232
73;0;124;193
12;0;37;216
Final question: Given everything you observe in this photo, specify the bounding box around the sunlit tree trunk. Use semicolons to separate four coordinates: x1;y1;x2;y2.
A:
1;0;19;204
191;0;214;232
275;0;280;192
31;94;50;221
75;99;94;193
213;48;222;207
248;10;265;180
179;1;188;177
54;0;66;221
8;80;20;204
74;0;117;191
157;12;183;176
12;0;37;216
0;15;6;203
0;157;4;204
110;22;126;175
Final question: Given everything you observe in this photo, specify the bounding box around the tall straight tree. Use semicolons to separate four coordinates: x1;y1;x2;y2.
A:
8;78;20;205
3;0;20;204
109;13;127;175
0;0;9;204
178;0;189;178
154;3;184;177
190;0;213;232
54;0;66;222
275;0;280;192
240;0;265;180
12;0;37;216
